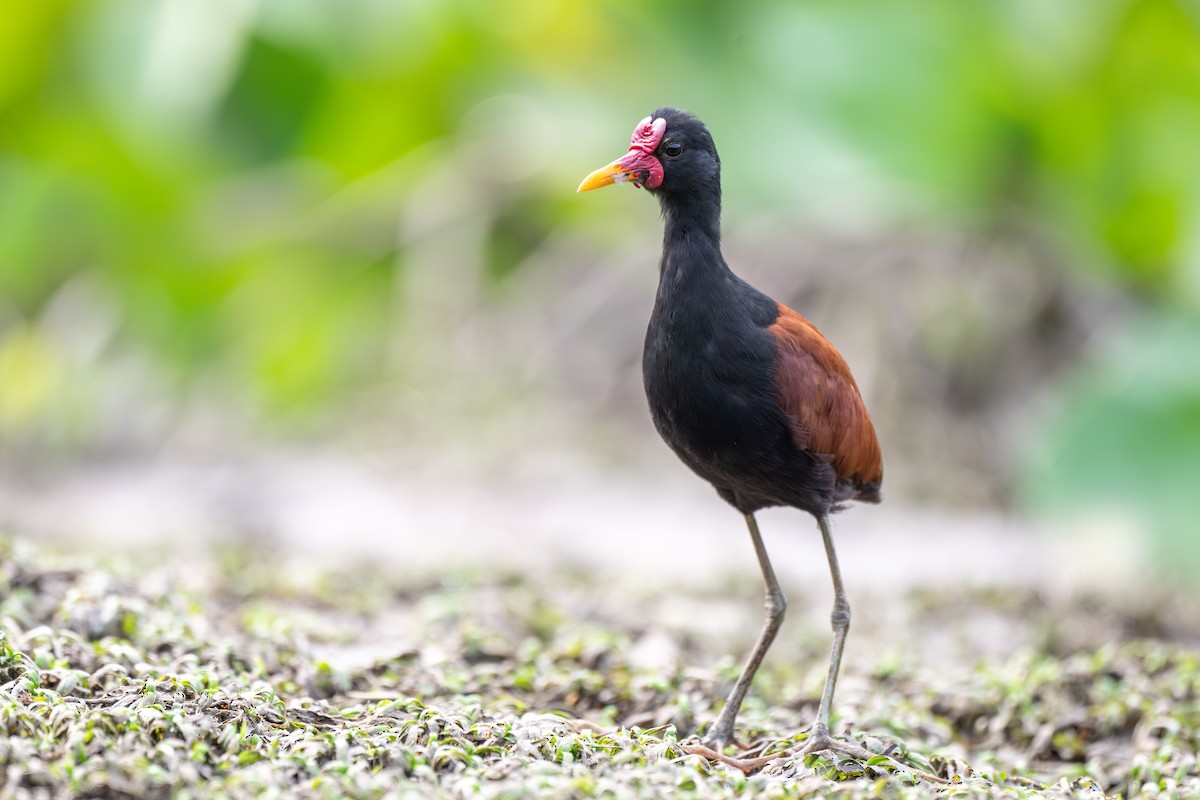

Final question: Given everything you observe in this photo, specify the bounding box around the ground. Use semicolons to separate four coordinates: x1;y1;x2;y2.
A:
2;531;1198;799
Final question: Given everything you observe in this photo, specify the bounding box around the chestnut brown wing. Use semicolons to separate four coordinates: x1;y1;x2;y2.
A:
767;303;883;493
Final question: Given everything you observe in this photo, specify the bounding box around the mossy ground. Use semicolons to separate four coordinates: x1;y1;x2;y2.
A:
1;537;1197;798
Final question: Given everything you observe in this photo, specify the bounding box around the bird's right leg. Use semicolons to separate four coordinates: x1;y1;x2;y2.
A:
699;512;787;750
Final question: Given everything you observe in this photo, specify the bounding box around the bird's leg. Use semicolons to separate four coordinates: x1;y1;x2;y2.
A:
799;513;850;754
699;512;787;750
683;515;948;782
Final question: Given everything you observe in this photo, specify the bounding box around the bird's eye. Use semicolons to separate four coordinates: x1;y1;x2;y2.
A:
663;141;684;158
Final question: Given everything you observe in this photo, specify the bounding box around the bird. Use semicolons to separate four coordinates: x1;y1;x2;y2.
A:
577;108;883;766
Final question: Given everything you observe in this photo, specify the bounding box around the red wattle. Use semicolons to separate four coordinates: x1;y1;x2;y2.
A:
617;150;664;189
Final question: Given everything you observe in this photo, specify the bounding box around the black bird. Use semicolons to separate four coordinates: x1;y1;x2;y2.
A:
578;109;883;762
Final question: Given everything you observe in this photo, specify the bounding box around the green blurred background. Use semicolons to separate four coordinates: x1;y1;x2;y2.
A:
2;0;1199;570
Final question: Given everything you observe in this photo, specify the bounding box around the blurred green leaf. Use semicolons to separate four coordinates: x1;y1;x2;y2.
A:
1021;313;1200;574
3;0;1200;499
216;35;328;165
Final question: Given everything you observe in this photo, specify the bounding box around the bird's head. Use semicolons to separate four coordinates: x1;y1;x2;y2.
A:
577;107;720;197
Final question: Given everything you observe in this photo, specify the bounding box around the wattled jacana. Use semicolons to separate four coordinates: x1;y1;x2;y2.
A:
578;109;883;762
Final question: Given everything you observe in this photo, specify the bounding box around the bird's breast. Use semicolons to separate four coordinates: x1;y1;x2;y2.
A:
642;307;782;467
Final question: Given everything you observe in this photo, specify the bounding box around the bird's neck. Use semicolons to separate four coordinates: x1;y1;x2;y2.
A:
659;187;722;251
657;188;727;289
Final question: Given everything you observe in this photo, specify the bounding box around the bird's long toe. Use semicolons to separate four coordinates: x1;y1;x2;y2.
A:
797;731;876;761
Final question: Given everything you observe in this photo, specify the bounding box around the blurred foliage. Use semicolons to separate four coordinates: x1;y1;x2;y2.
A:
1;1;1200;560
1022;315;1200;577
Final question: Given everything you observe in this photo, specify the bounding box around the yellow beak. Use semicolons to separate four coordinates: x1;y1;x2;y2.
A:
577;158;636;192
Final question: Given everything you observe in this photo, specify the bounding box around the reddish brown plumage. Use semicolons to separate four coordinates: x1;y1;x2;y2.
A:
768;303;883;497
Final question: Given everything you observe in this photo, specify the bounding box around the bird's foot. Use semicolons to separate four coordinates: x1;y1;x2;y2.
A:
680;733;765;761
680;728;749;761
680;728;950;784
679;719;753;757
795;729;873;760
